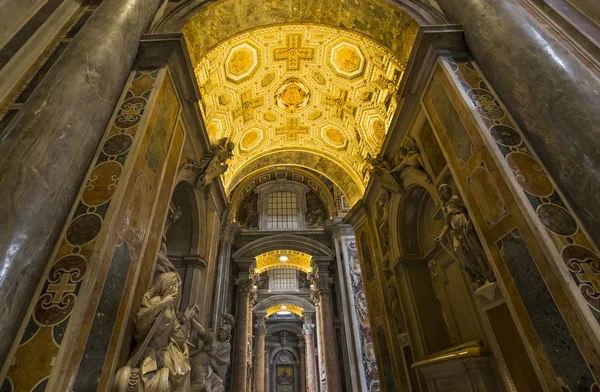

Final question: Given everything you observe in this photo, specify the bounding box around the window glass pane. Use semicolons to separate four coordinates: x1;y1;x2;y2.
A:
265;191;298;230
270;268;298;291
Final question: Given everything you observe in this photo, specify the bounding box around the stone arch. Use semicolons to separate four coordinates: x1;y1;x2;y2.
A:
229;166;337;222
166;181;200;257
269;346;300;364
226;150;364;206
254;295;316;314
152;0;447;40
388;176;440;261
232;234;335;261
266;322;304;337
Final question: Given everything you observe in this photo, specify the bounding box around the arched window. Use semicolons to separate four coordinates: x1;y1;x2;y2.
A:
269;268;298;291
255;181;309;231
266;191;298;230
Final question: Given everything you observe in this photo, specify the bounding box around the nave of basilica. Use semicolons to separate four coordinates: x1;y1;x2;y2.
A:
0;0;599;391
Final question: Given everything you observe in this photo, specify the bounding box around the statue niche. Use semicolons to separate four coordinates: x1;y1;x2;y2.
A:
434;183;496;289
183;138;234;189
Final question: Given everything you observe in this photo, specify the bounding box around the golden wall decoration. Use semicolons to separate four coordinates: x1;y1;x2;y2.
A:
189;24;406;202
255;250;312;273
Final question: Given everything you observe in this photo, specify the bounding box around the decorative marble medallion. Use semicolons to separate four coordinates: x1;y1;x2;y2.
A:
275;78;310;112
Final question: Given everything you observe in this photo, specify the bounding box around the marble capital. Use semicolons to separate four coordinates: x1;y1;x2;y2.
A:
316;276;334;294
235;278;255;295
256;324;268;335
303;323;315;335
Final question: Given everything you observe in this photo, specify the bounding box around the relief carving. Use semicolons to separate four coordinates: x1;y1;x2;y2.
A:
434;184;495;289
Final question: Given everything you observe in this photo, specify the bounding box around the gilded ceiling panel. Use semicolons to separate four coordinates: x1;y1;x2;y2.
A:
255;250;312;273
266;304;303;318
192;24;406;194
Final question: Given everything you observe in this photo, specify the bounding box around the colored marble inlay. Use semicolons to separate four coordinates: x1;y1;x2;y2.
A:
497;229;598;391
442;57;600;326
73;239;133;391
428;78;474;165
2;70;158;392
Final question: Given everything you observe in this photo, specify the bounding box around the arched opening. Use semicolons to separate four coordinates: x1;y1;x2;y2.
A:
397;184;483;354
166;181;200;258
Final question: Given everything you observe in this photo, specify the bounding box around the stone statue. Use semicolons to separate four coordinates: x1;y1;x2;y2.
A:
434;184;495;288
369;154;403;194
375;191;389;228
188;314;234;392
278;368;292;384
280;331;289;346
382;259;405;332
183;138;234;189
155;207;182;275
389;140;426;177
115;272;191;392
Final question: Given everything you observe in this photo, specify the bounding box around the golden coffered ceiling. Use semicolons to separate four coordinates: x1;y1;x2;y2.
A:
255;250;312;274
266;304;303;318
191;24;407;202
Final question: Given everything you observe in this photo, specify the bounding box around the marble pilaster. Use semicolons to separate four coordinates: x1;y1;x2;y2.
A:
255;316;267;392
0;0;162;362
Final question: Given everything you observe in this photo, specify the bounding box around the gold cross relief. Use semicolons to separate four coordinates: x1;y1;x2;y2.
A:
323;88;357;120
233;90;264;123
275;117;309;142
47;273;77;304
273;34;315;71
576;263;600;292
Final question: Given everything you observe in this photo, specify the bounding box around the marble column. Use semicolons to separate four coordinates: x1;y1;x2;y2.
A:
435;0;600;243
312;289;327;392
255;317;267;392
265;346;271;392
233;279;254;392
304;323;317;392
316;277;341;392
298;336;306;392
0;0;162;361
